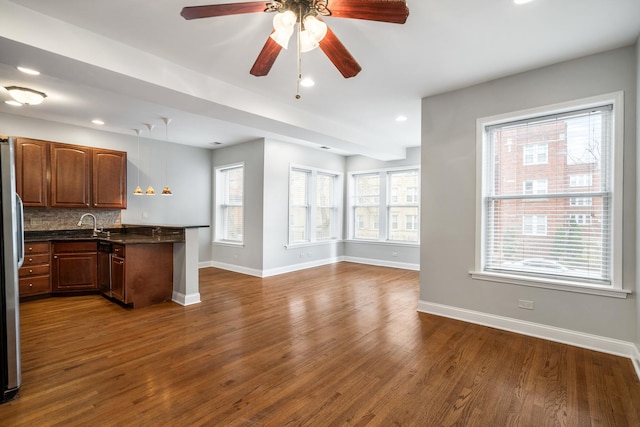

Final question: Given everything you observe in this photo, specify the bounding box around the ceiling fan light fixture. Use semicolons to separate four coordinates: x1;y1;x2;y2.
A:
4;86;47;105
303;15;327;42
271;10;296;48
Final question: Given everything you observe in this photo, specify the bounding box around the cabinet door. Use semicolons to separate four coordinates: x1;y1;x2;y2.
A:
111;256;125;302
50;143;91;208
93;149;127;208
52;252;98;292
15;138;48;207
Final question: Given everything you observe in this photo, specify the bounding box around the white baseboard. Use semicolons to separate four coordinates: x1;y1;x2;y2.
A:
343;256;420;271
172;291;201;306
262;257;343;277
207;261;264;277
418;300;640;380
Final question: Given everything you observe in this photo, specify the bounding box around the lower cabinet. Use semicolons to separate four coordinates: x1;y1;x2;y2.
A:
110;243;173;308
51;241;98;293
19;241;51;298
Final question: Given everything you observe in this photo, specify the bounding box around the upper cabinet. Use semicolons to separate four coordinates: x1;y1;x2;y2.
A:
50;143;91;208
92;149;127;209
16;138;48;207
15;139;127;209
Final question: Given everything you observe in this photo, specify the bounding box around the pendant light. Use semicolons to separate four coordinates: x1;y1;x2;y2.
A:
161;117;173;196
144;123;156;196
133;129;144;195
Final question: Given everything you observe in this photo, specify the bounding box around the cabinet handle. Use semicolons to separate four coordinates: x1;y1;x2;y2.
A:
29;283;33;287
28;247;33;252
53;255;58;259
29;269;33;273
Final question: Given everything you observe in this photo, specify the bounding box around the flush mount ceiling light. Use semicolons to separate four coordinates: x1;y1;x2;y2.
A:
4;86;47;105
17;66;40;76
91;119;105;125
514;0;534;4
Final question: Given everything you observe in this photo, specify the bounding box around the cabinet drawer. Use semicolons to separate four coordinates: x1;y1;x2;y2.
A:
53;241;97;253
22;254;50;266
25;242;49;255
112;244;125;258
19;264;50;277
19;276;51;296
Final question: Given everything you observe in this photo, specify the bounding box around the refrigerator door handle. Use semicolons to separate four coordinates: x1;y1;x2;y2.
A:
16;195;24;268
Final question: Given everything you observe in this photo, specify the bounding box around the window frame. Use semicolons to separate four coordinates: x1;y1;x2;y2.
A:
214;162;244;245
472;92;628;298
349;166;420;244
287;164;342;247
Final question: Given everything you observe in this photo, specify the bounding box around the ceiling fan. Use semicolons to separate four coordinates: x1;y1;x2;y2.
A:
180;1;410;80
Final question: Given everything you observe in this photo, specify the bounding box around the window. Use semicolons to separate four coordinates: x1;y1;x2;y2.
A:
569;214;591;225
351;167;420;243
215;164;243;243
570;197;592;206
523;179;548;195
569;174;592;187
388;169;419;242
289;169;309;243
522;215;547;235
289;166;341;245
475;92;624;294
353;173;381;240
523;143;548;165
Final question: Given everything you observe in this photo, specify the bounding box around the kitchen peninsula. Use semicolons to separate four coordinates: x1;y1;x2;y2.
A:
22;224;206;308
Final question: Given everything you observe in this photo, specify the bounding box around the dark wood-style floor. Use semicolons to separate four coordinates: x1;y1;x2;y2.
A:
2;263;639;426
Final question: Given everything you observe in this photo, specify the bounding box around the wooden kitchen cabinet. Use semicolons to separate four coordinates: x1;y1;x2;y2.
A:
92;149;127;208
110;243;173;308
15;139;127;209
19;241;51;298
51;241;98;293
50;143;91;208
15;138;48;207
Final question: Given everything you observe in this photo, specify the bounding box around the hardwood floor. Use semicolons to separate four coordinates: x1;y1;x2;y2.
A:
2;263;639;426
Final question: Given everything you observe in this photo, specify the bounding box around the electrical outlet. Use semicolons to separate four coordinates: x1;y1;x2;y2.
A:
518;300;534;310
300;252;305;258
307;252;312;257
392;252;398;257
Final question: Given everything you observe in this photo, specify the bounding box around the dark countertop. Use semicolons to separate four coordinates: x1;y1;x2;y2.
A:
25;226;186;244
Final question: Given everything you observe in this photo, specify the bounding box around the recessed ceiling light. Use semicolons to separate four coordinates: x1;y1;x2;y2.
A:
514;0;534;4
17;66;40;76
4;100;22;107
92;119;105;125
300;77;315;87
395;115;408;122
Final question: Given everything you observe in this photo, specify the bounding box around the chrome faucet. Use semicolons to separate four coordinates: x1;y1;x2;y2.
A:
77;213;99;237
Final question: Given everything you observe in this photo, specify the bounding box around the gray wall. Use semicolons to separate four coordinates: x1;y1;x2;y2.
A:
420;46;637;341
210;139;265;272
0;113;213;262
636;37;640;352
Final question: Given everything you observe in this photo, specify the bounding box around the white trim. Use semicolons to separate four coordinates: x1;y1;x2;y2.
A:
470;270;630;298
284;239;342;249
633;344;640;381
417;300;639;380
172;291;201;306
208;261;263;278
262;257;343;277
343;256;419;271
475;91;624;291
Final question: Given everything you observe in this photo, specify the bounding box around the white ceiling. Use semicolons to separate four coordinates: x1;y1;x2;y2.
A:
0;0;639;160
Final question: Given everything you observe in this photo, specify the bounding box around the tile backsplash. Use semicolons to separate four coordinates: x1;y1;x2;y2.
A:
24;208;121;232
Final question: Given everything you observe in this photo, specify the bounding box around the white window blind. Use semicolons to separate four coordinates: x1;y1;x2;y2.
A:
483;104;613;284
216;164;243;242
289;169;309;243
353;173;380;240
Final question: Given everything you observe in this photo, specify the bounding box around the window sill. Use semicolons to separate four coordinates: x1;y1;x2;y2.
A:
213;240;244;248
285;239;342;249
347;239;420;247
469;270;630;299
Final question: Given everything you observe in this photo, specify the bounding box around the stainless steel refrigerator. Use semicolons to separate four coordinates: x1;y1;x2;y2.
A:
1;137;24;403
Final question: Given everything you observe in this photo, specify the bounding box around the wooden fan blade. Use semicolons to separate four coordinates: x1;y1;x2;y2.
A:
327;0;409;24
181;2;267;20
250;33;283;76
319;26;362;78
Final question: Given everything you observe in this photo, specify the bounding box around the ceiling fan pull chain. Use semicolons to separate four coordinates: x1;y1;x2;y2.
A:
296;4;303;99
